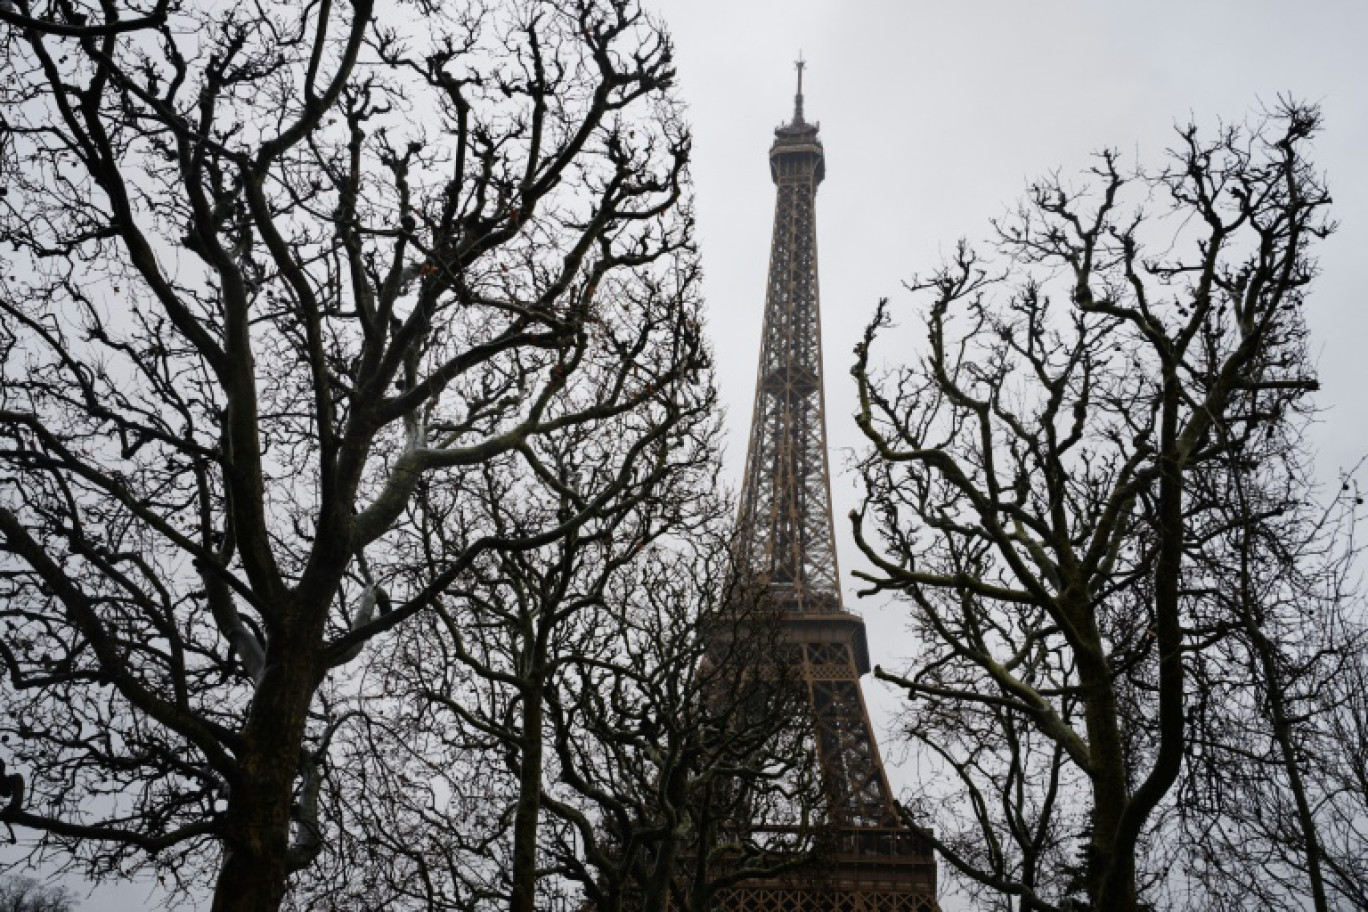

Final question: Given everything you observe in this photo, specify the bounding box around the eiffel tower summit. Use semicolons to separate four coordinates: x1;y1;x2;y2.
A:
717;60;939;911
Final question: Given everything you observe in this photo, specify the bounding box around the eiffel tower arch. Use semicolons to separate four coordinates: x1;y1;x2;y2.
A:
718;61;939;912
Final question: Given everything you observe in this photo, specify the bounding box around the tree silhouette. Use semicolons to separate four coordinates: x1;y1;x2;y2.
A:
853;104;1345;911
0;1;706;909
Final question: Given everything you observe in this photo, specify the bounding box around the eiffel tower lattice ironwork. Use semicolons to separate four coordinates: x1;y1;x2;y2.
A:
719;61;938;911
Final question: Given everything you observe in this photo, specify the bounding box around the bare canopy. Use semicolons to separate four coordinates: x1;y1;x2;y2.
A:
0;1;709;909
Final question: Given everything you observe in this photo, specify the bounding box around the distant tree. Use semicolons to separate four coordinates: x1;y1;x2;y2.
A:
851;104;1342;911
1150;408;1362;912
0;1;706;910
1313;630;1368;907
0;877;76;912
285;460;827;912
539;527;826;912
284;404;726;912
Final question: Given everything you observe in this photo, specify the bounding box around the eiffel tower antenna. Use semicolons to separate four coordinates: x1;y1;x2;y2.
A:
717;66;940;910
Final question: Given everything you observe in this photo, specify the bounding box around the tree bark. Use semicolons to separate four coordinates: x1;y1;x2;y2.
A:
510;677;545;912
211;620;321;912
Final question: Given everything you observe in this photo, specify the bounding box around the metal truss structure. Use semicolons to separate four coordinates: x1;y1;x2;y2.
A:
723;62;938;910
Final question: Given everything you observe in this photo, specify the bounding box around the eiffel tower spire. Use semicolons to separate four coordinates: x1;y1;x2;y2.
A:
719;62;939;911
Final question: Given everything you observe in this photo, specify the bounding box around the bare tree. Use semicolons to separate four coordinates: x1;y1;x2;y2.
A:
0;1;707;909
1144;401;1362;912
1167;432;1368;912
0;877;76;912
539;537;827;912
288;460;827;912
1315;627;1368;908
286;400;723;912
851;104;1335;911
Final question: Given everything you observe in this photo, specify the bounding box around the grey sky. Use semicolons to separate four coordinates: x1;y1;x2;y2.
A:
15;2;1368;908
652;1;1368;903
657;0;1368;479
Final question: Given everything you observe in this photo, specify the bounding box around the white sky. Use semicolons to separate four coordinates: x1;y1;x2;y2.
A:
651;0;1368;900
19;2;1368;908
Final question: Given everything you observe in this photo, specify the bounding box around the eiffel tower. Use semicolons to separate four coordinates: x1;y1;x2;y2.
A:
717;61;938;912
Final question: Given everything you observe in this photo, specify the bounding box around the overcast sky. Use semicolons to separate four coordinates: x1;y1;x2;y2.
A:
650;0;1368;894
22;2;1368;908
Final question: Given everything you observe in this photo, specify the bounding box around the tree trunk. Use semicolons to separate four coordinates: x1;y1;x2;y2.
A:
641;764;689;912
1095;376;1188;912
1245;606;1329;912
211;625;320;912
1075;630;1134;912
510;679;545;912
